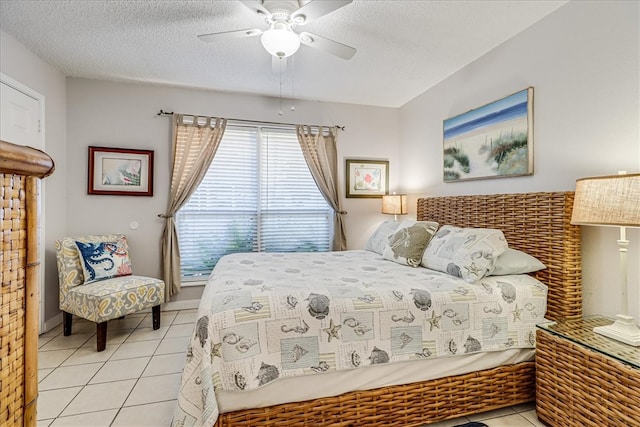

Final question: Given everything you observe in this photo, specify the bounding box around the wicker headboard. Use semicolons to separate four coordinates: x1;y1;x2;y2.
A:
417;192;582;321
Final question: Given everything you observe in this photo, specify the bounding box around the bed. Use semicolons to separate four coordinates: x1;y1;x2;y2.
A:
174;191;581;427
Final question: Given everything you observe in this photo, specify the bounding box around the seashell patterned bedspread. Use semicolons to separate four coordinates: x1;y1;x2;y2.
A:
173;250;547;426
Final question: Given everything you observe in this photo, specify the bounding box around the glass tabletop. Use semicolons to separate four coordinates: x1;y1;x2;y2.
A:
537;315;640;369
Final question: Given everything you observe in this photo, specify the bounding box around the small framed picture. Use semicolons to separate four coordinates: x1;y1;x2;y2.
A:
345;159;389;198
88;146;154;196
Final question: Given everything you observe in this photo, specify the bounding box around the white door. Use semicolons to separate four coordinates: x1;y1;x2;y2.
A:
1;75;46;333
1;81;41;148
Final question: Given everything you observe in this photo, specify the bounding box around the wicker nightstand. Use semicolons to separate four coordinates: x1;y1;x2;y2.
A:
536;316;640;426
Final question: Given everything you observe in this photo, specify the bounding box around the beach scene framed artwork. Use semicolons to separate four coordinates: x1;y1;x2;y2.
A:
443;87;534;182
88;146;154;196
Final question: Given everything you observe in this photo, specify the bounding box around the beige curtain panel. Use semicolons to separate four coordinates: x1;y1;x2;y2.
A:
160;114;227;299
296;125;347;251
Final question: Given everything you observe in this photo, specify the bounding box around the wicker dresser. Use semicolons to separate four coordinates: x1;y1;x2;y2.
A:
536;316;640;427
0;141;54;427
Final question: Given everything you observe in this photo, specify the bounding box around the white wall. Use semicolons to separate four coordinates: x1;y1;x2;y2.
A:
399;1;640;320
0;30;67;324
66;79;400;303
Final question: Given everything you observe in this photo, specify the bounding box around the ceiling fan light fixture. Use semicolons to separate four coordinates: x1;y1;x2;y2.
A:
261;25;300;58
293;14;306;25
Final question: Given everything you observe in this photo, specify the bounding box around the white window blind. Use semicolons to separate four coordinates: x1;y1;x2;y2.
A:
177;124;332;278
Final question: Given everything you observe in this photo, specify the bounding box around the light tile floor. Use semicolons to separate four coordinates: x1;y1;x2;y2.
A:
37;309;545;427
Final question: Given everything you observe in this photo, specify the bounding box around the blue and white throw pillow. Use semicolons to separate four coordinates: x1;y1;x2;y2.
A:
75;236;132;283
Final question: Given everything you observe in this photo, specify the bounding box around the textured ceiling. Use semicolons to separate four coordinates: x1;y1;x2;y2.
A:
0;0;567;107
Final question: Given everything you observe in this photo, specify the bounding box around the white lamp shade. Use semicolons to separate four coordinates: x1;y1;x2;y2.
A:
382;194;408;215
571;173;640;227
261;26;301;58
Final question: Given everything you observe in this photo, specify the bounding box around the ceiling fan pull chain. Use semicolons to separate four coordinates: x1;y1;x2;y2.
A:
279;62;284;116
291;55;296;112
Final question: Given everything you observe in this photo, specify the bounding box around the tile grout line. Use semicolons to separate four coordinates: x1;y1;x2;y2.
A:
41;310;182;425
39;317;134;421
108;312;180;426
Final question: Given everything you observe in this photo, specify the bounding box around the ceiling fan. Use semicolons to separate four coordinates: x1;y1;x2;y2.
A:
197;0;356;61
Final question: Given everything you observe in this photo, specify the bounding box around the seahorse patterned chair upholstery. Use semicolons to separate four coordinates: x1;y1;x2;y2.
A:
55;234;165;351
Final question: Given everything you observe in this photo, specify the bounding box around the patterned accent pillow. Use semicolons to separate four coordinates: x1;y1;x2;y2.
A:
489;248;546;275
365;221;400;254
75;236;133;283
382;220;439;267
421;225;508;283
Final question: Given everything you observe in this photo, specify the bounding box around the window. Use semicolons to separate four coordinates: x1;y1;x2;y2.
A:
177;124;332;278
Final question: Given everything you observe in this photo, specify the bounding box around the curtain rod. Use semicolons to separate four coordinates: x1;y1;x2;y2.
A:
157;110;345;131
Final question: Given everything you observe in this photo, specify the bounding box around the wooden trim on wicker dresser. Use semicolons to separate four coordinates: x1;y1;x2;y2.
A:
0;140;55;178
1;140;54;427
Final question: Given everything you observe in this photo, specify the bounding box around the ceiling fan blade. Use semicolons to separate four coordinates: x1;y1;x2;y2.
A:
291;0;352;25
239;0;270;17
299;32;356;60
272;56;289;74
198;28;263;43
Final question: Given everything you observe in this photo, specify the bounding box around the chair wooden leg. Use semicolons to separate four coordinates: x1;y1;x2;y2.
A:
152;305;161;330
63;312;73;336
96;321;107;352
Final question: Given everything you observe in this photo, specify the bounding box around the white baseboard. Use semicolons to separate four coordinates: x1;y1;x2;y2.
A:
43;312;63;333
181;280;206;288
163;299;200;312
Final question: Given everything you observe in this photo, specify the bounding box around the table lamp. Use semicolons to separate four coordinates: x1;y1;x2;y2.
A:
571;172;640;346
381;193;407;222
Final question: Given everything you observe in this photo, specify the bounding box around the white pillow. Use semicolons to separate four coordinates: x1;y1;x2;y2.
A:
421;225;508;283
365;221;399;254
490;248;546;275
382;220;439;267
